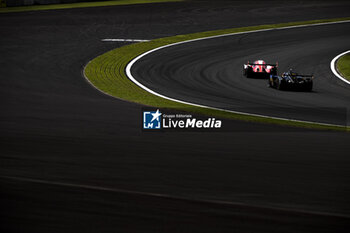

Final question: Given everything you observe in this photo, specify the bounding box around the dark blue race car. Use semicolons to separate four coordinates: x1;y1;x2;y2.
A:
269;70;314;91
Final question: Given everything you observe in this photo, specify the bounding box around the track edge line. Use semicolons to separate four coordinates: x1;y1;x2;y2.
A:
330;50;350;85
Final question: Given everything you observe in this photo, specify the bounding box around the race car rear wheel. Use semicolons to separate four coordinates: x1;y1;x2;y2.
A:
246;67;253;78
305;83;313;92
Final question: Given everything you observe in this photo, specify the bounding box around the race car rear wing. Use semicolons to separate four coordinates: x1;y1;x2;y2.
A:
246;61;278;67
300;75;315;79
288;74;315;79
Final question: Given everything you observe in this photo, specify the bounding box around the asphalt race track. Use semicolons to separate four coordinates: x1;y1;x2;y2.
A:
132;23;350;126
1;1;350;233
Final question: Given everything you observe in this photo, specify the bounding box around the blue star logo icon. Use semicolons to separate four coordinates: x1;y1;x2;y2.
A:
143;109;162;129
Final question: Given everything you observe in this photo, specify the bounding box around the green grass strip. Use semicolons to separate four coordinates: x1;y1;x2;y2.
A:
84;17;350;131
337;54;350;81
0;0;183;13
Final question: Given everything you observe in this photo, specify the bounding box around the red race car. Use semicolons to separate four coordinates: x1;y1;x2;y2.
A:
243;60;278;78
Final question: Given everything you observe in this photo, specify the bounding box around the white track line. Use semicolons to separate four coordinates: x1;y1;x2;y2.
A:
330;50;350;85
126;20;350;128
2;175;350;219
101;39;150;42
